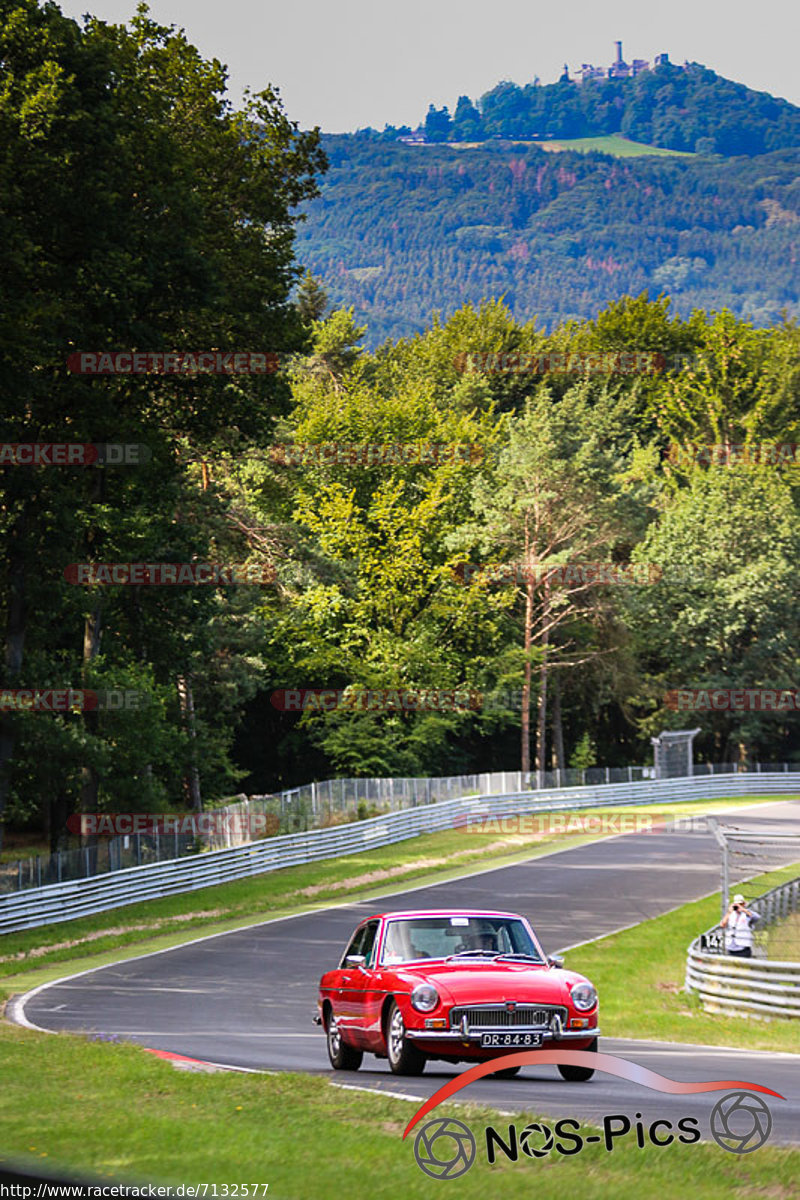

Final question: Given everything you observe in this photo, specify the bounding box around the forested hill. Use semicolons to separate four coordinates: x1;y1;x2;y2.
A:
405;62;800;157
295;140;800;346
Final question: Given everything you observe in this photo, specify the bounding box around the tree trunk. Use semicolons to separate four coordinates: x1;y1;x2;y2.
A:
79;604;103;822
535;623;549;788
177;675;202;811
0;508;28;853
79;471;106;836
551;672;565;771
520;554;534;780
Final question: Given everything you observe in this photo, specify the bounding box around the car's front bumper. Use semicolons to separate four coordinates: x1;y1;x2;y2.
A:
405;1026;599;1045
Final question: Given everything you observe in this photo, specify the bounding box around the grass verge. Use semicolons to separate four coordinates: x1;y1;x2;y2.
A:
568;863;800;1054
765;911;800;961
0;1018;797;1197
0;795;783;991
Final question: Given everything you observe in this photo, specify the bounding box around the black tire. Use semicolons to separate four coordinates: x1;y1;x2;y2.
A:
386;1000;426;1075
326;1011;363;1071
557;1037;597;1082
491;1064;521;1079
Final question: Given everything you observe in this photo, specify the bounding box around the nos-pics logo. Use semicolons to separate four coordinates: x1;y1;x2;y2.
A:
412;1093;773;1179
413;1118;476;1180
404;1050;783;1177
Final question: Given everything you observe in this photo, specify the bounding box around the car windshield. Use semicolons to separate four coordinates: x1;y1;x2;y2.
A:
380;915;542;964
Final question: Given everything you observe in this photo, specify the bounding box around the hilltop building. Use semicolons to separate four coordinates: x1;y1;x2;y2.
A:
569;42;676;84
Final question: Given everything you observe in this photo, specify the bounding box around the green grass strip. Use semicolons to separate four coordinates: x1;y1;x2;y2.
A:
0;1018;797;1196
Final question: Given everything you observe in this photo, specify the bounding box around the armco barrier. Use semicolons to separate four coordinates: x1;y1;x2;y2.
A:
686;875;800;1019
1;772;798;936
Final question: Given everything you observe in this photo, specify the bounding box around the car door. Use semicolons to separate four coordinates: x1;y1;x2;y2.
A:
335;923;369;1035
338;919;381;1046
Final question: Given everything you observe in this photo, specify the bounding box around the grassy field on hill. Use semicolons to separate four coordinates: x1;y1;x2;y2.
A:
532;134;695;156
448;134;694;156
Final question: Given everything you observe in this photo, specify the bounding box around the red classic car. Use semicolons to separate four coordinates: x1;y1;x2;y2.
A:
316;909;599;1078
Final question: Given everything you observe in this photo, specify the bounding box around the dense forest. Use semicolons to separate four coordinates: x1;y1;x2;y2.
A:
2;2;800;852
296;138;800;346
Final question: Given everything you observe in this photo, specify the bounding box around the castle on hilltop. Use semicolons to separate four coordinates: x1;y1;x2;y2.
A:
561;42;678;85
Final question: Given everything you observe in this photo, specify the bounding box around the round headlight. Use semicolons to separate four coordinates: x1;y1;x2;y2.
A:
570;982;598;1012
411;984;440;1013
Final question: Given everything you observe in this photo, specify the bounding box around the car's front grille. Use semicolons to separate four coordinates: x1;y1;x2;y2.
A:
449;1005;567;1029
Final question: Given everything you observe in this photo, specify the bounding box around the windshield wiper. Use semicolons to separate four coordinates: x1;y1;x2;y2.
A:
445;949;501;961
495;953;542;963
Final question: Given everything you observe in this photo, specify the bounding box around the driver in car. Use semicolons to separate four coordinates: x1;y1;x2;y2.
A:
458;928;498;953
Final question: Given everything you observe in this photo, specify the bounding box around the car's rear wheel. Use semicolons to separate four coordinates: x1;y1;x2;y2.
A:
491;1064;521;1079
326;1011;363;1071
557;1037;597;1082
386;1000;426;1075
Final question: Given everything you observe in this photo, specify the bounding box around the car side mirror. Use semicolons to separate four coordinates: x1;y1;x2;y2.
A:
548;955;564;970
345;954;367;969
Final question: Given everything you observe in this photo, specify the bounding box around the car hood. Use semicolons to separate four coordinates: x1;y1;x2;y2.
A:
392;962;587;1007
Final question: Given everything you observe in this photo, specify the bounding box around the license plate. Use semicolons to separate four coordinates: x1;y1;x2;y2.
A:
480;1031;543;1048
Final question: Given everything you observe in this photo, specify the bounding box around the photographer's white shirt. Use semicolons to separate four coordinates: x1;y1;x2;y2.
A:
725;910;759;951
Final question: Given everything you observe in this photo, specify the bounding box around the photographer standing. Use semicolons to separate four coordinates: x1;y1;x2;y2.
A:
720;893;761;957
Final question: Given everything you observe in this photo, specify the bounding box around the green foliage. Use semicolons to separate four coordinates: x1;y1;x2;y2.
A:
0;0;326;843
296;137;799;347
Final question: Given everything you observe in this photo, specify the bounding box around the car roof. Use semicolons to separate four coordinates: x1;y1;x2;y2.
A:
365;909;525;922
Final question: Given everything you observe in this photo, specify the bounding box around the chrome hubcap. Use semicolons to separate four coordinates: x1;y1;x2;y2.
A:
328;1015;341;1056
389;1009;404;1061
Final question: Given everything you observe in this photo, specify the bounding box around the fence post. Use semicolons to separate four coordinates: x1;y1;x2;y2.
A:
721;840;729;918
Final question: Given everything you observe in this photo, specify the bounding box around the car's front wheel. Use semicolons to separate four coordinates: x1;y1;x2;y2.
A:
557;1037;597;1082
326;1011;363;1071
386;1000;426;1075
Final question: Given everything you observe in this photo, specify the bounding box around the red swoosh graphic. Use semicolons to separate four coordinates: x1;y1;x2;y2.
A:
402;1050;785;1139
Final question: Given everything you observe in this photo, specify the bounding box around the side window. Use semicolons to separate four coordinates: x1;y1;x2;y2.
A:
361;921;379;967
341;926;365;967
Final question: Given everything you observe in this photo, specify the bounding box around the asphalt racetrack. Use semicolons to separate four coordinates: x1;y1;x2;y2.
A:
16;799;800;1144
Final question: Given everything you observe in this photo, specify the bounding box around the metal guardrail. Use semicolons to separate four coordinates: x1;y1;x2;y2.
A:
3;760;794;894
686;876;800;1020
1;771;798;937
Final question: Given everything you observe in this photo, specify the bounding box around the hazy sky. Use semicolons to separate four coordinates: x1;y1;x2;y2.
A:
57;0;800;132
